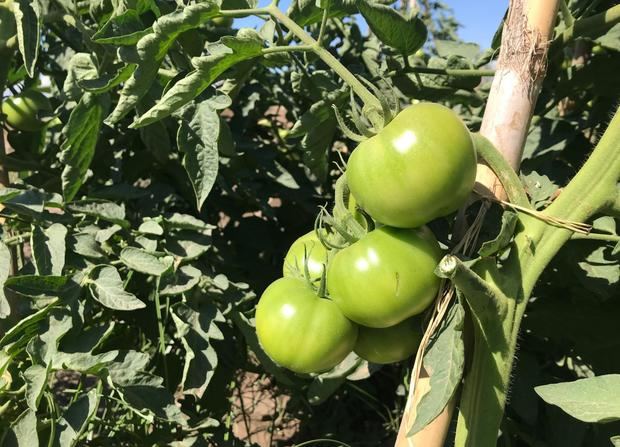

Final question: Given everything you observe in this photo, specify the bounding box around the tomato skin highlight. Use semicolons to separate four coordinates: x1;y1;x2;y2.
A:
347;102;477;228
354;317;423;364
327;226;442;328
283;231;329;282
255;277;358;374
2;90;52;132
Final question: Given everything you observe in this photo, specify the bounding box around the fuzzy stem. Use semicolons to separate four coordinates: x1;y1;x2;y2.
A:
266;5;382;115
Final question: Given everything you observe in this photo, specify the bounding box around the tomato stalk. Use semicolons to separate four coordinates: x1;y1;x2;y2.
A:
454;107;620;446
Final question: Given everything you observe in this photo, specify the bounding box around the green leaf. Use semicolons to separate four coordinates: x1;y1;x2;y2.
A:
26;308;74;365
131;29;263;128
138;220;164;235
435;40;481;61
0;242;11;318
4;275;69;298
69;233;107;260
78;64;136;94
4;409;39;447
55;388;101;447
177;99;221;210
164;231;212;261
171;302;225;398
31;223;67;276
288;0;357;26
88;265;145;310
596;23;620;51
120;247;173;276
119;384;185;423
66;200;128;227
12;0;41;77
410;301;465;435
357;0;427;55
611;435;620;447
60;93;110;202
163;213;213;231
63;53;99;101
0;187;49;214
478;211;518;257
92;9;152;45
23;364;48;411
160;265;201;296
535;375;620;423
105;1;221;124
52;351;118;372
0;302;57;349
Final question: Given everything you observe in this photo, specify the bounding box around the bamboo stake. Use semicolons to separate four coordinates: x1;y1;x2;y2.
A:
395;1;559;446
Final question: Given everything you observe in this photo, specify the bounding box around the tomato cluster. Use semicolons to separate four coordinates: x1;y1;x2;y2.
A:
255;102;476;373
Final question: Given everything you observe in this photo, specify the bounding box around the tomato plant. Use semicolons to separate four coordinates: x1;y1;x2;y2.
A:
283;230;329;282
2;90;51;132
327;226;442;328
347;102;477;228
354;317;423;364
255;277;358;374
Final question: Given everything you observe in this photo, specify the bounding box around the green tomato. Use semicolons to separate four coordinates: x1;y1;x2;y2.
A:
347;102;477;228
2;90;52;132
354;317;423;364
256;277;358;374
283;231;329;282
212;16;233;27
327;226;442;328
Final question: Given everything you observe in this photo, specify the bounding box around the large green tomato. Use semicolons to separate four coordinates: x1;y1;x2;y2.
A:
354;317;423;364
255;277;358;374
2;90;52;132
327;226;442;328
283;231;329;282
347;102;476;228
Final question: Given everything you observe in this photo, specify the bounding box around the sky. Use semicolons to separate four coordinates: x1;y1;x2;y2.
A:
236;0;508;48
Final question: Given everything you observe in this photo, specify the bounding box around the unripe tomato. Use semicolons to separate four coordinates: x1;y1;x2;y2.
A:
255;277;358;374
212;16;233;27
283;231;329;282
327;226;442;328
2;90;52;132
354;317;423;364
347;102;476;228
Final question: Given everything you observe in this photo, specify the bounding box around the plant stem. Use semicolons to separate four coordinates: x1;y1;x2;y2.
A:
552;4;620;50
219;7;270;18
261;44;313;54
385;66;496;78
266;5;382;113
2;232;32;245
559;0;574;27
153;276;169;388
317;0;330;45
570;232;620;242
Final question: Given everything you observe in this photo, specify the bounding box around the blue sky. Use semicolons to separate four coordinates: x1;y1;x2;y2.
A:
236;0;508;48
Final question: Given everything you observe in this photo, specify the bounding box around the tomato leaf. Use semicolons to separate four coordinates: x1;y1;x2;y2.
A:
4;409;39;447
31;223;67;276
60;93;110;202
120;247;173;276
131;29;264;128
4;275;70;298
356;0;426;56
171;302;225;398
92;9;152;45
478;210;518;257
105;2;221;124
54;388;101;446
88;266;146;311
410;300;465;435
23;364;48;411
0;242;11;319
12;0;41;77
535;375;620;423
176;98;223;211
